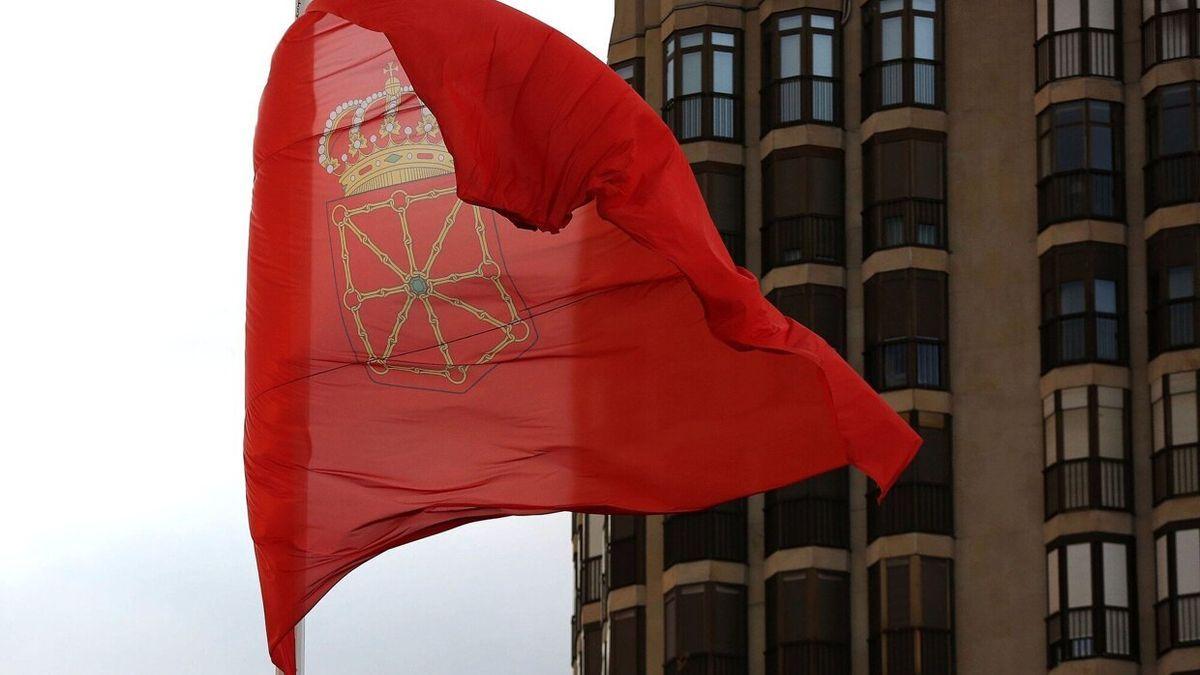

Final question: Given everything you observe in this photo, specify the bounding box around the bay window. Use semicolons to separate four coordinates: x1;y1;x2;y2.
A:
1040;242;1127;371
1156;522;1200;653
765;468;850;553
580;513;605;604
1035;0;1121;88
664;583;747;675
862;0;943;116
762;147;845;271
1038;100;1125;228
863;130;947;256
608;515;645;591
611;607;646;675
768;285;847;356
767;570;850;675
1148;225;1200;354
1143;0;1200;68
613;58;645;98
664;28;742;142
762;10;842;130
663;499;747;569
1042;386;1131;517
1146;83;1200;213
868;412;953;541
868;556;954;675
1046;537;1137;666
864;269;949;392
583;621;604;675
1151;371;1200;502
693;163;746;266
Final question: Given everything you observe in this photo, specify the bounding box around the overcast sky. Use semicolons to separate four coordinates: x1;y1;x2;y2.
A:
0;1;614;673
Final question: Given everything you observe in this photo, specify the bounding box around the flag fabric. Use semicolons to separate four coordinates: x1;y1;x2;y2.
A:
247;0;921;671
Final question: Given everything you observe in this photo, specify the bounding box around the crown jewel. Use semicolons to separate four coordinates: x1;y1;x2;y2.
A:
318;62;454;196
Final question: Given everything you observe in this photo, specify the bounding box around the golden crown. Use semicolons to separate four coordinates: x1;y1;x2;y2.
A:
318;62;454;196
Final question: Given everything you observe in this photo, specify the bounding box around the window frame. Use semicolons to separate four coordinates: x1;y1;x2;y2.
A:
867;411;954;541
761;9;843;131
663;26;744;142
1039;242;1128;372
764;467;851;553
767;284;848;357
1145;82;1200;214
1041;386;1133;517
1037;99;1126;228
761;145;846;271
862;0;945;117
867;555;955;675
1148;225;1200;355
863;268;950;392
1045;534;1139;667
607;515;646;591
612;57;646;98
765;569;851;673
1154;519;1200;654
1151;370;1200;503
862;128;948;256
692;161;746;266
663;499;748;569
663;582;748;673
609;606;647;675
1142;0;1200;70
1035;0;1123;88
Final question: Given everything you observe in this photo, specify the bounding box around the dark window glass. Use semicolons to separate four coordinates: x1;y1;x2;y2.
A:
1143;0;1200;68
1151;371;1200;503
1146;83;1200;213
608;516;646;590
1155;521;1200;654
664;583;748;675
1046;537;1137;666
768;285;847;356
765;468;850;552
1036;0;1121;87
664;28;743;142
766;570;851;674
1149;226;1200;355
1040;242;1127;371
868;556;955;675
1038;100;1125;228
864;269;948;391
862;0;944;116
868;412;953;540
762;147;845;271
663;499;747;568
863;130;946;256
583;622;603;675
612;58;646;98
610;607;646;675
762;10;843;130
693;163;746;266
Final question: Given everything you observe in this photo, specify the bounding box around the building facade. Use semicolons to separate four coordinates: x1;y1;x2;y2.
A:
573;1;1200;674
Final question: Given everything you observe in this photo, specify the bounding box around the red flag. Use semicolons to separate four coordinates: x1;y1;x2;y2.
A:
247;1;921;671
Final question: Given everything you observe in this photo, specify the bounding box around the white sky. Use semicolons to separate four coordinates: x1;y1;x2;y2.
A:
0;1;613;672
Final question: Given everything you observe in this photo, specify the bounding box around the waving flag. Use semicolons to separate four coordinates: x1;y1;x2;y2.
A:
246;0;921;671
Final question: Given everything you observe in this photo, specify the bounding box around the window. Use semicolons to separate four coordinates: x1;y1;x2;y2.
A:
765;468;850;553
663;499;747;569
1042;386;1131;517
1046;537;1137;666
1036;0;1121;87
864;269;948;392
862;0;943;116
1040;242;1126;371
863;130;946;256
1146;83;1200;213
608;516;645;591
1143;0;1200;68
579;513;605;604
762;10;842;129
766;570;850;674
768;285;847;356
762;147;845;271
612;58;645;98
583;621;604;675
610;607;646;675
1037;100;1125;228
664;28;742;142
867;412;953;541
1151;371;1200;502
868;556;954;675
1156;522;1200;653
693;163;746;266
1149;225;1200;354
664;583;747;675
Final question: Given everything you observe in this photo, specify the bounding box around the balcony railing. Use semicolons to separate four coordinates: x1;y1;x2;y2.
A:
1036;28;1120;89
761;215;844;273
1153;445;1200;503
1041;313;1126;372
870;629;953;675
867;482;953;541
765;494;849;552
608;537;643;590
766;641;849;675
1047;606;1135;667
1146;153;1200;214
762;76;842;131
863;197;946;258
1143;9;1200;69
1038;170;1125;229
862;59;943;117
1044;457;1131;518
1150;297;1200;356
664;93;742;143
663;654;747;675
865;338;947;392
1156;593;1200;653
663;505;747;569
581;555;603;604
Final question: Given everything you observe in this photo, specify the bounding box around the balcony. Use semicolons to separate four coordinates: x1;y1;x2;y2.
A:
1036;28;1120;89
765;492;849;552
1153;444;1200;503
1044;457;1131;518
865;338;947;392
1047;606;1135;667
1150;297;1200;356
867;482;953;541
761;215;844;273
1146;153;1200;214
862;59;943;117
1038;170;1124;230
1040;312;1126;372
1143;8;1200;69
663;503;747;569
1156;593;1200;653
862;197;946;258
762;75;841;131
581;555;603;604
766;641;849;675
664;93;742;143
